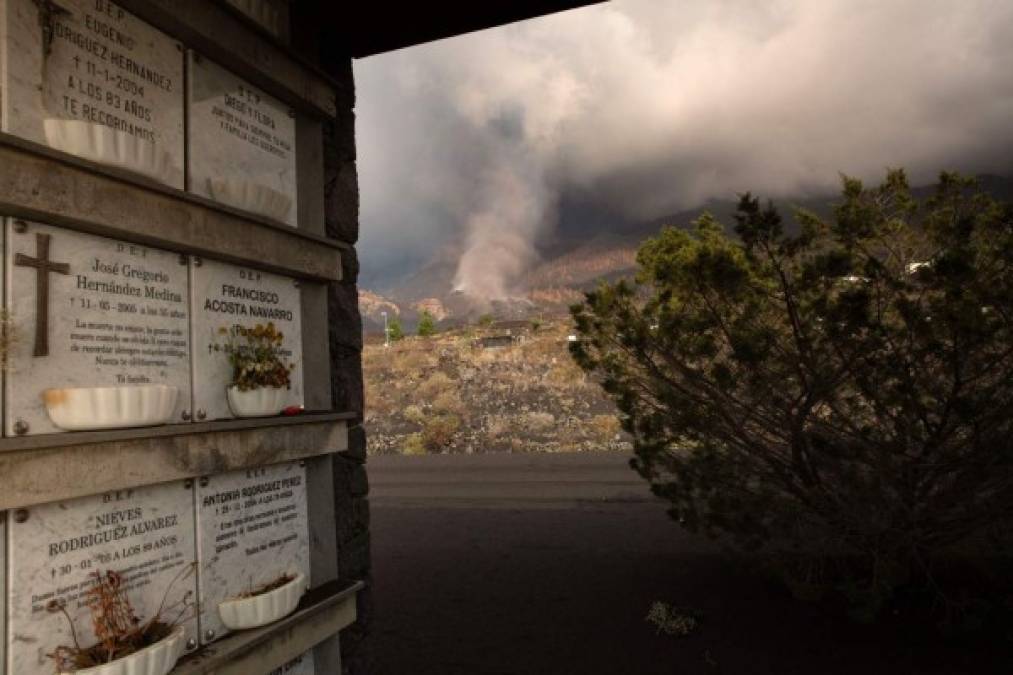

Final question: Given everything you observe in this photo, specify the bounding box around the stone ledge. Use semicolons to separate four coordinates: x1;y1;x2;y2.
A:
0;415;352;509
174;579;364;675
0;136;345;282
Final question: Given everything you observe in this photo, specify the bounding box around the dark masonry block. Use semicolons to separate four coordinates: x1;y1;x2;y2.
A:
349;463;369;497
341;424;367;462
339;531;372;577
339;245;360;285
324;160;360;244
328;282;363;349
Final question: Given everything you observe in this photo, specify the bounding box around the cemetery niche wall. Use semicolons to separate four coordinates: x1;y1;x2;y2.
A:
0;1;360;673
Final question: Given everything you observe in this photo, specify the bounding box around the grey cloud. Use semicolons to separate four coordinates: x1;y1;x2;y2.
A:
354;0;1013;293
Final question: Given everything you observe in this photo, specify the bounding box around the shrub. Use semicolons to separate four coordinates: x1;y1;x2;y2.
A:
402;432;426;455
416;371;455;401
571;170;1013;621
388;316;404;342
417;310;437;337
422;414;461;451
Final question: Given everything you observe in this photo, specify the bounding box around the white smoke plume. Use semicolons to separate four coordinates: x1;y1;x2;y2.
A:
354;0;1013;297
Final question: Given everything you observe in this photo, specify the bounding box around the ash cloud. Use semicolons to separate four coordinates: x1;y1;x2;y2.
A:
354;0;1013;295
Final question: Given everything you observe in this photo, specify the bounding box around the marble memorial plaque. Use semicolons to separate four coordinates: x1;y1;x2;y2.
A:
5;482;198;673
196;462;310;643
4;220;191;436
269;651;316;675
191;257;303;421
188;53;297;225
1;0;184;187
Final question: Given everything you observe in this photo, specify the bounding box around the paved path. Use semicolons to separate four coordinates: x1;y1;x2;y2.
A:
367;452;1004;675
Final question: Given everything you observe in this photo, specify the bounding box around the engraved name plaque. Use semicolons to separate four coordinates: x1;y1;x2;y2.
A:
191;257;303;421
188;53;297;225
1;0;185;187
5;482;198;673
196;462;310;643
4;219;191;436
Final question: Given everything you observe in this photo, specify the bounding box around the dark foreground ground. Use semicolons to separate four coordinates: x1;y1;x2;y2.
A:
368;452;1008;674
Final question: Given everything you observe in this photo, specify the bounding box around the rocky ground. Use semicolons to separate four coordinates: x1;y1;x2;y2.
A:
363;321;630;456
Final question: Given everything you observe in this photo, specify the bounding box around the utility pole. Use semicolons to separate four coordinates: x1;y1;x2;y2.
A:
381;311;390;347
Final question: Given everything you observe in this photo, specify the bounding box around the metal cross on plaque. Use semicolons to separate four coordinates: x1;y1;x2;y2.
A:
14;232;70;357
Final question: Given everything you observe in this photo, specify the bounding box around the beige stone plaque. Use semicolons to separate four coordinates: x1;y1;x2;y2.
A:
4;219;192;436
196;462;310;643
5;482;198;673
0;0;184;187
191;257;303;421
188;52;297;225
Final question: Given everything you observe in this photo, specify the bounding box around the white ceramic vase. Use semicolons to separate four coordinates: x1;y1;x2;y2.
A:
226;385;287;418
43;385;179;431
43;119;179;186
207;177;293;223
218;572;306;631
59;625;186;675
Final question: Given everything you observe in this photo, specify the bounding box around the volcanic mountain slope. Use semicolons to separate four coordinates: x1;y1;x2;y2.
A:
360;175;1013;331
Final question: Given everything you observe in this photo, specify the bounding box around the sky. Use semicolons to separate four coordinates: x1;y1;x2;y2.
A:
353;0;1013;295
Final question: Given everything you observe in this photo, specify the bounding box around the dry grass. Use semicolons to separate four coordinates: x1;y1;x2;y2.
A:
417;371;455;401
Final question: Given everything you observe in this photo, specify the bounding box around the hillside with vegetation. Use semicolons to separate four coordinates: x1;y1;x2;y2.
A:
363;320;628;456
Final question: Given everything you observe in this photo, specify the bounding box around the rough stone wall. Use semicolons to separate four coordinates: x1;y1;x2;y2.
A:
322;55;372;675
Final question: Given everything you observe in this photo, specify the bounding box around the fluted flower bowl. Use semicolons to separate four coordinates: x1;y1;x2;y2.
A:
207;176;293;223
43;385;179;431
43;119;179;186
218;572;306;631
60;625;185;675
226;385;287;418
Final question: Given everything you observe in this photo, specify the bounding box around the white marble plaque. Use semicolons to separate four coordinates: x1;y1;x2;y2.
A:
5;482;198;673
4;220;191;436
191;257;303;421
269;651;316;675
188;53;297;225
196;462;310;643
0;0;184;187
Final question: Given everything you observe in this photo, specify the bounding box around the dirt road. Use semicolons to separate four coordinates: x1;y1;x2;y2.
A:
367;452;1002;674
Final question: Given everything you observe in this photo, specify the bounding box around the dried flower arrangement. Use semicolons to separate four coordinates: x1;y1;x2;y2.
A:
47;564;195;671
212;323;293;391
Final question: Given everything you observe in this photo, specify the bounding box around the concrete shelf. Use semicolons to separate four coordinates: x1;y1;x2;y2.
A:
173;579;364;675
0;135;345;283
0;412;355;509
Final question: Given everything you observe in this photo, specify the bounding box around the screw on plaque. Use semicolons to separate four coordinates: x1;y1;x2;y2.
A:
178;253;188;266
13;418;29;435
181;410;192;421
184;479;193;490
199;476;209;488
204;629;215;641
193;256;203;267
13;220;28;234
14;509;29;523
185;638;197;651
196;409;207;421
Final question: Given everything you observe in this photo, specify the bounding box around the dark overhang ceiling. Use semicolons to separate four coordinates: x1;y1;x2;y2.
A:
309;1;607;58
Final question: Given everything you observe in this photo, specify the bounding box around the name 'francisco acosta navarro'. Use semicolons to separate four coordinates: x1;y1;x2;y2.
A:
204;283;294;322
